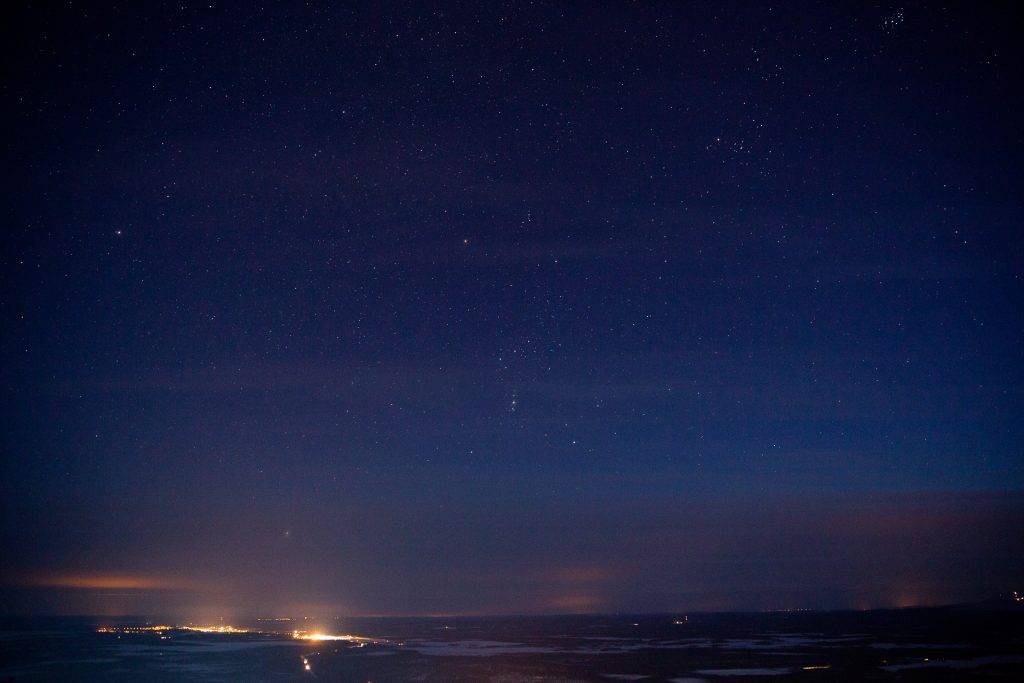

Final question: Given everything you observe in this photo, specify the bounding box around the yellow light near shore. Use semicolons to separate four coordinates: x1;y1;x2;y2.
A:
305;633;348;641
96;623;383;645
180;625;250;634
293;630;348;641
292;630;376;643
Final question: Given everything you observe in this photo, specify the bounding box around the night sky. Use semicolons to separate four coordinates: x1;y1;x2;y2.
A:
2;2;1022;618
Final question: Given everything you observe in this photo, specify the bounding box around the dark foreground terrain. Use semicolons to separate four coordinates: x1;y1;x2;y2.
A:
2;605;1022;681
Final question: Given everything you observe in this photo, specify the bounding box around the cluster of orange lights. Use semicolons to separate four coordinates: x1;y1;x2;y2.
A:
96;623;380;644
95;617;388;677
96;625;173;634
291;630;383;645
97;624;252;635
180;624;251;634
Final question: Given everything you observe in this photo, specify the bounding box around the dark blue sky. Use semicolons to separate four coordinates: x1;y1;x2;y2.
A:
2;1;1021;616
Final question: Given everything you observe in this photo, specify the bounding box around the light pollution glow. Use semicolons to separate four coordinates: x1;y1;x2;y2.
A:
26;574;184;590
96;624;383;644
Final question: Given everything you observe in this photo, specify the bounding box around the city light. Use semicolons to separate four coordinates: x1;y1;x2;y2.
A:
291;630;378;643
180;625;251;634
96;625;173;634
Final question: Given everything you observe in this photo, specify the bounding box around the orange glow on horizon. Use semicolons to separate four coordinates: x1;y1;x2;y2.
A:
546;594;605;612
25;574;184;590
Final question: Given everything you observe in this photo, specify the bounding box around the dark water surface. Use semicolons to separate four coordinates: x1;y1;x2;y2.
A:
2;608;1022;681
